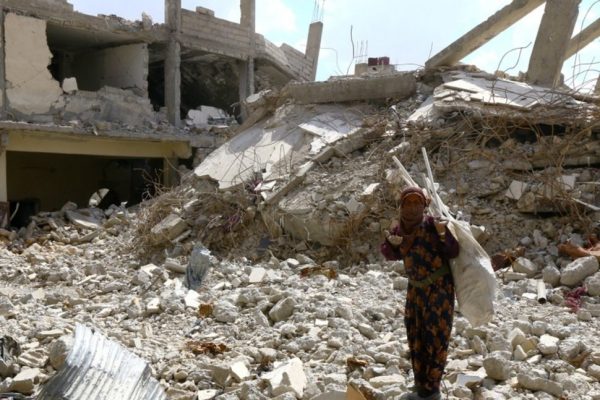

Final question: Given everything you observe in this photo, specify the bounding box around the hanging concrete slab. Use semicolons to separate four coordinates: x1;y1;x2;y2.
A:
298;111;362;154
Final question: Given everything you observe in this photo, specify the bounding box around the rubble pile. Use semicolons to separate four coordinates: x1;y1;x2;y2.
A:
1;66;600;399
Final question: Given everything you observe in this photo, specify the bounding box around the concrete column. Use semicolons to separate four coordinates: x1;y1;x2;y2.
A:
0;10;6;118
165;0;181;127
0;144;6;202
163;158;178;188
305;22;323;81
426;0;545;69
595;75;600;94
564;18;600;60
527;0;581;87
239;0;255;109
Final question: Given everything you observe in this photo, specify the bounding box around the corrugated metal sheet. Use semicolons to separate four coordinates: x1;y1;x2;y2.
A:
38;324;166;400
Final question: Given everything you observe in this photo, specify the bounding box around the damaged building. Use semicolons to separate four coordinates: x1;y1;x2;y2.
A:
0;0;322;226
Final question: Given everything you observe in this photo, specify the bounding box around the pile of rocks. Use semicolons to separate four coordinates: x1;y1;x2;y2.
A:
1;214;600;399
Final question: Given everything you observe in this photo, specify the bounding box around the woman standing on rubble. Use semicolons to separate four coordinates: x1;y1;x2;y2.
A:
381;186;459;400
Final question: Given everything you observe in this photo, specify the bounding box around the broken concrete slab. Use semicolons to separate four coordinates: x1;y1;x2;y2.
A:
262;357;307;398
281;73;416;104
193;104;370;189
439;74;578;109
299;111;362;154
150;214;188;243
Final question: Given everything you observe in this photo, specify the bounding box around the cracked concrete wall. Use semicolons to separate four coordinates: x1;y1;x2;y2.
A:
72;44;149;94
4;13;62;115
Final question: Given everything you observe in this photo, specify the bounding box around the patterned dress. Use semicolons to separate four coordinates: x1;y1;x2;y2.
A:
381;216;459;395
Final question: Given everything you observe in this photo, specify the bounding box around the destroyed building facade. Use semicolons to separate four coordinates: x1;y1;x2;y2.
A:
0;0;322;225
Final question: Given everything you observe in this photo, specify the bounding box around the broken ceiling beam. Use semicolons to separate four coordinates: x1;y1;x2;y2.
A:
564;18;600;60
281;73;416;104
425;0;545;70
527;0;581;87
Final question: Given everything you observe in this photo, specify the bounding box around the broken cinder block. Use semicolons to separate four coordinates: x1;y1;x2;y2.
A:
150;214;188;243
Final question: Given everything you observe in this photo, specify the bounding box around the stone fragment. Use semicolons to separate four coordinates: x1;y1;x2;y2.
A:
262;357;306;398
369;374;405;388
150;214;188;243
197;389;219;400
9;368;40;394
48;335;73;371
17;347;48;368
269;297;296;322
508;328;526;350
506;181;528;200
249;267;267;283
36;329;64;340
0;297;15;317
560;256;599;287
517;373;563;398
538;334;559;355
585;272;600;296
184;290;201;309
512;257;538;277
164;258;187;274
559;338;584;362
483;353;511;381
62;77;78;93
213;300;239;323
230;360;250;382
542;265;561;286
146;297;161;315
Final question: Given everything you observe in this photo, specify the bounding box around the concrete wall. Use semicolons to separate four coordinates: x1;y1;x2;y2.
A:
281;44;312;81
181;9;312;81
72;44;149;93
282;73;417;104
181;10;251;59
4;13;62;115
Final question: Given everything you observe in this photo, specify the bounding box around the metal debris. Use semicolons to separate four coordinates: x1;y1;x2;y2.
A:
37;324;166;400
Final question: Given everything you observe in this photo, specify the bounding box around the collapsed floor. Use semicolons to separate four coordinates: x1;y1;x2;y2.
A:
1;66;600;399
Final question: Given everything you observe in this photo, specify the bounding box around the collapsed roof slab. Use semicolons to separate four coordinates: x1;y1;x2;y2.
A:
527;0;581;87
281;73;416;105
564;17;600;60
425;0;545;70
193;104;367;189
1;0;166;44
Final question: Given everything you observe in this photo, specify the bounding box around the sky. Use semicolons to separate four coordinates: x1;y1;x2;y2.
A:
69;0;599;91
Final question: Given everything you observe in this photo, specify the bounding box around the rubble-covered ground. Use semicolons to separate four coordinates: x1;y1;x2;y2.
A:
1;67;600;400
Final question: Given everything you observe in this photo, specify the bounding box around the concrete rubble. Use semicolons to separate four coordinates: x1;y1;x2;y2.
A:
0;62;599;400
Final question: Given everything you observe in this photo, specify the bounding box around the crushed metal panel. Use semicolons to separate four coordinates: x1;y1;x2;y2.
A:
38;324;166;400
